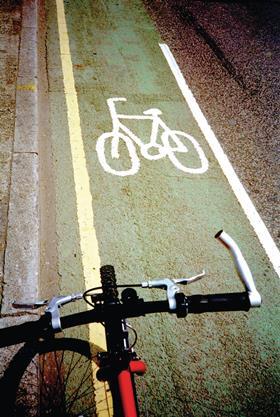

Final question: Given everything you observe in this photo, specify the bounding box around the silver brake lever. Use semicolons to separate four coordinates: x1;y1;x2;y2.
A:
45;293;83;333
13;293;83;332
174;270;206;285
141;270;206;311
12;300;49;309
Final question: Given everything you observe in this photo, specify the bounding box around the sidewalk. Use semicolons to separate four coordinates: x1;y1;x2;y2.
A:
0;0;39;341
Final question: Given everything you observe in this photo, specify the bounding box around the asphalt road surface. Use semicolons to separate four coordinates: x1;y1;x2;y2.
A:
39;1;279;416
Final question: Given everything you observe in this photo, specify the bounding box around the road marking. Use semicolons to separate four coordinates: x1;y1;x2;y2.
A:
55;1;112;415
17;83;36;91
96;97;208;176
160;43;280;278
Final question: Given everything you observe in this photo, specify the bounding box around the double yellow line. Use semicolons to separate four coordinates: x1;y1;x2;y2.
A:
55;1;112;415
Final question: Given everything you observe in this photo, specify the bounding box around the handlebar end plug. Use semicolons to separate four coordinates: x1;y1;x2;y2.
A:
249;291;262;307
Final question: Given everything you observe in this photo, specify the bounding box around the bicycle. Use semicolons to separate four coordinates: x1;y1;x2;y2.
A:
96;97;209;176
0;231;261;417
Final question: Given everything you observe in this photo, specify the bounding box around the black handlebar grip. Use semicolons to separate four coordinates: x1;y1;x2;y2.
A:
100;265;119;303
0;315;50;347
187;292;250;313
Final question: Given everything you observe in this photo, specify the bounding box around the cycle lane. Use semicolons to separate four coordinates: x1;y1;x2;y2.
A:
46;1;279;416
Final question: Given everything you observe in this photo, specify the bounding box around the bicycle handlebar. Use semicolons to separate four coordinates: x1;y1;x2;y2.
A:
0;231;261;348
0;291;251;348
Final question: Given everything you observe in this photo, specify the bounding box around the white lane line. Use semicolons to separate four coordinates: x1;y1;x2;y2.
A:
159;43;280;278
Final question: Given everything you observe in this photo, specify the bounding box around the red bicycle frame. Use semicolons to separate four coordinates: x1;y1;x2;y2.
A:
118;360;147;417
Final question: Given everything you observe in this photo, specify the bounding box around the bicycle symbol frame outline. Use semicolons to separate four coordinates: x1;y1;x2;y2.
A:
96;97;209;176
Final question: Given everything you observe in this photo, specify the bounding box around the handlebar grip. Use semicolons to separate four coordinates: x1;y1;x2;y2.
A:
187;292;251;313
0;315;50;347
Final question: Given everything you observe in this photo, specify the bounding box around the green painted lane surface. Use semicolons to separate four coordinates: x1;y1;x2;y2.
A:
46;1;279;416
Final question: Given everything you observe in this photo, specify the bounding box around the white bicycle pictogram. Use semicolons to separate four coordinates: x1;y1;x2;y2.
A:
96;97;209;176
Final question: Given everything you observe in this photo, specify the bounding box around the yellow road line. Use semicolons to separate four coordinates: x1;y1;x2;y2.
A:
55;1;112;415
17;83;36;91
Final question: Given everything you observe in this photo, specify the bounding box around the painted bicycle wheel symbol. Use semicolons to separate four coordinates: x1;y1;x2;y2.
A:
96;97;209;176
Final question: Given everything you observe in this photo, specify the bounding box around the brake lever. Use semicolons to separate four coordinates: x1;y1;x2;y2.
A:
141;271;206;311
13;293;84;332
12;300;49;309
174;270;206;285
45;293;83;332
